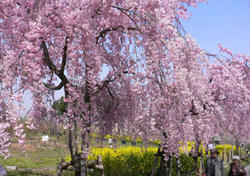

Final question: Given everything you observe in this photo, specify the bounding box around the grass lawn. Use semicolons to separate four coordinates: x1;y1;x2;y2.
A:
0;132;119;176
0;135;74;176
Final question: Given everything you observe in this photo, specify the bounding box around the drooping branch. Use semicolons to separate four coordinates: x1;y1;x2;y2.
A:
205;52;235;75
95;5;142;44
7;50;25;70
43;82;64;90
104;84;114;100
96;26;136;43
96;71;129;93
112;5;140;30
96;25;123;43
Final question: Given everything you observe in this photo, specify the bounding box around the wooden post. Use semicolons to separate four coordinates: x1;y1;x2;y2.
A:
80;154;86;176
177;157;181;176
199;156;203;176
97;155;105;176
169;156;172;176
56;159;71;176
232;140;234;158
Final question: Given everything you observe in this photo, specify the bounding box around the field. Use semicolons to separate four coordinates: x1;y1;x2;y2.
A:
1;130;249;176
0;132;74;176
0;131;146;176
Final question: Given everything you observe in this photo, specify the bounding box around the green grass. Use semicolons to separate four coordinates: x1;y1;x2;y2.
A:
0;131;134;175
1;145;66;167
0;135;70;175
6;170;75;176
7;171;49;176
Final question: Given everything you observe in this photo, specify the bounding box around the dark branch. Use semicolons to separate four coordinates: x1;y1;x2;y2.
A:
96;25;123;44
95;71;129;94
105;84;114;100
96;25;137;43
102;71;128;88
112;5;140;30
41;41;59;74
189;100;199;116
18;50;25;60
60;36;68;74
43;82;64;90
41;41;70;88
8;50;25;69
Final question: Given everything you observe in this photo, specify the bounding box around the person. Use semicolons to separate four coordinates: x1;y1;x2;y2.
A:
228;156;246;176
0;165;7;176
204;149;224;176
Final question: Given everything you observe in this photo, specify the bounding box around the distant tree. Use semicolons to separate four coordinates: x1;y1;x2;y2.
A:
52;97;67;117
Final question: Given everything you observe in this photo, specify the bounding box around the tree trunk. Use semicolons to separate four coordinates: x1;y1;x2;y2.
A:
235;138;240;155
158;155;164;176
69;128;74;162
151;147;161;176
80;155;86;176
74;120;79;154
168;156;172;176
165;158;169;176
194;140;201;175
199;156;203;176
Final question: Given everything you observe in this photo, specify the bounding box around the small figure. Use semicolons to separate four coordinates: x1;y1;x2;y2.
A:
108;138;113;148
204;149;224;176
228;156;246;176
0;165;7;176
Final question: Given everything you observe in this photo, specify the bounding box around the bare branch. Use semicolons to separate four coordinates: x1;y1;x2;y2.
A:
96;71;129;93
60;36;69;74
96;25;123;43
112;5;136;23
96;26;136;44
41;41;70;86
41;41;59;74
112;5;140;31
95;5;141;44
104;84;114;100
205;52;234;75
43;82;64;90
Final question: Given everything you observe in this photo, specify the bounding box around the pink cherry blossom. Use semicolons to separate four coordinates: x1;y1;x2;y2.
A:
0;1;248;172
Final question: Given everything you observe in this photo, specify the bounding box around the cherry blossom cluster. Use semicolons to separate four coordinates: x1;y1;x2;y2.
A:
0;0;249;160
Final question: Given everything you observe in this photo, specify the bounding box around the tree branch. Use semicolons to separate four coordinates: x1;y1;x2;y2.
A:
96;26;136;44
112;5;140;30
43;82;64;90
189;100;199;116
98;71;129;91
104;84;114;100
41;40;70;87
41;41;59;74
60;36;68;74
96;25;123;43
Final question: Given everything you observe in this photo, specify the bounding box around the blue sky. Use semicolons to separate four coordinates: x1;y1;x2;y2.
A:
182;0;250;55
